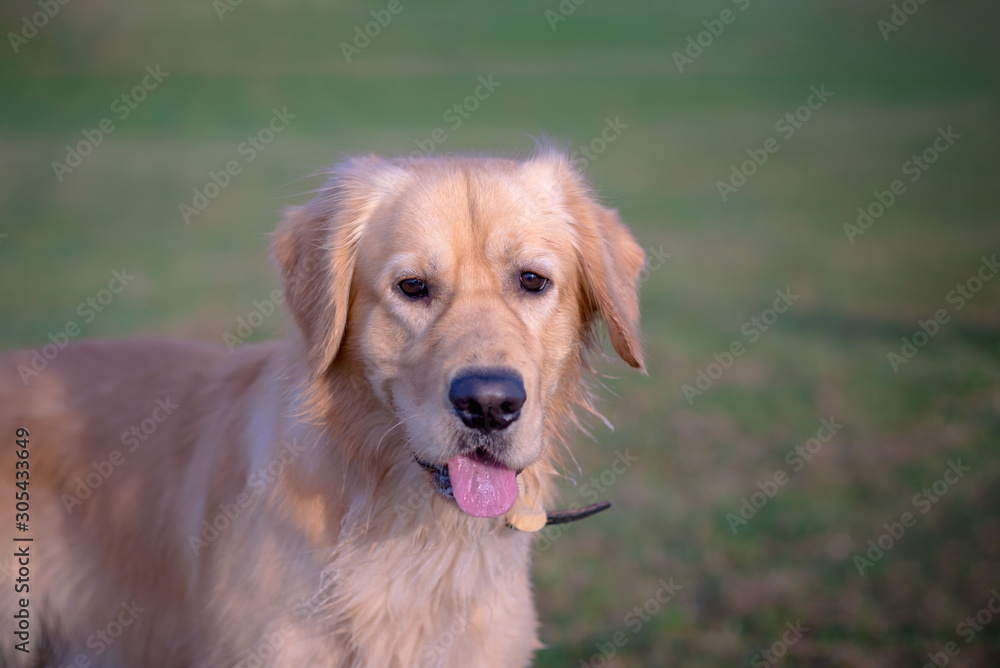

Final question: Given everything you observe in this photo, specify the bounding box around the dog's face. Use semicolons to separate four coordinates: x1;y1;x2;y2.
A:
274;151;644;518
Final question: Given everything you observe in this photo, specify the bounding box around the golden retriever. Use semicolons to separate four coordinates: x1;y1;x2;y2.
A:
0;146;644;667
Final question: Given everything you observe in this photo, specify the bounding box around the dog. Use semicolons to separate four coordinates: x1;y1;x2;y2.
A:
0;146;645;667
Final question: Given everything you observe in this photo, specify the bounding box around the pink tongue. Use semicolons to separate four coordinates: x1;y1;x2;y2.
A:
447;454;518;517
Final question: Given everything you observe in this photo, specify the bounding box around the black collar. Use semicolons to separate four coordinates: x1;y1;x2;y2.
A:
544;500;611;526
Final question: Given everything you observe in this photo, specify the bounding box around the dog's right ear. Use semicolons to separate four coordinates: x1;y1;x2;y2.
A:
272;158;409;377
272;200;348;376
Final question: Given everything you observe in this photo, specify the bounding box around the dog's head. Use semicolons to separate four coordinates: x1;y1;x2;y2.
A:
273;149;644;519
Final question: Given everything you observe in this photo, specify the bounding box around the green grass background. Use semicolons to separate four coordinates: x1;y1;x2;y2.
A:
2;0;999;665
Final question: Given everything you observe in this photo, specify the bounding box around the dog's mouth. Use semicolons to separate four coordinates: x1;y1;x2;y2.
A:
414;452;520;518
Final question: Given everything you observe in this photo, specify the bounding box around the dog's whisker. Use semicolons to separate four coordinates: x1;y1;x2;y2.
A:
372;412;420;455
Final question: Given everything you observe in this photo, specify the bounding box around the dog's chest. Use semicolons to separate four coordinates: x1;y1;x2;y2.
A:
297;518;539;668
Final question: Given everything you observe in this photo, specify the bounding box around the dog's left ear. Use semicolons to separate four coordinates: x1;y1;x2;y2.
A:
528;151;646;371
272;157;408;376
578;203;646;371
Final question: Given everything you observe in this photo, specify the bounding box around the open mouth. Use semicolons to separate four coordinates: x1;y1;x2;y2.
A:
414;452;519;518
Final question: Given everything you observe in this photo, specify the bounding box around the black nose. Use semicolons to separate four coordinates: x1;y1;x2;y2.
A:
449;370;526;433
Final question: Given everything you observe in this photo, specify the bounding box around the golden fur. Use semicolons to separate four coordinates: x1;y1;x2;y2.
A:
0;148;644;667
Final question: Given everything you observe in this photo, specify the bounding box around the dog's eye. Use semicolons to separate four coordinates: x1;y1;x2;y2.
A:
519;272;549;293
398;278;429;299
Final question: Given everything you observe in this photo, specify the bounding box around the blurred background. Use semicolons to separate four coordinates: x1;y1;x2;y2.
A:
2;0;999;665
